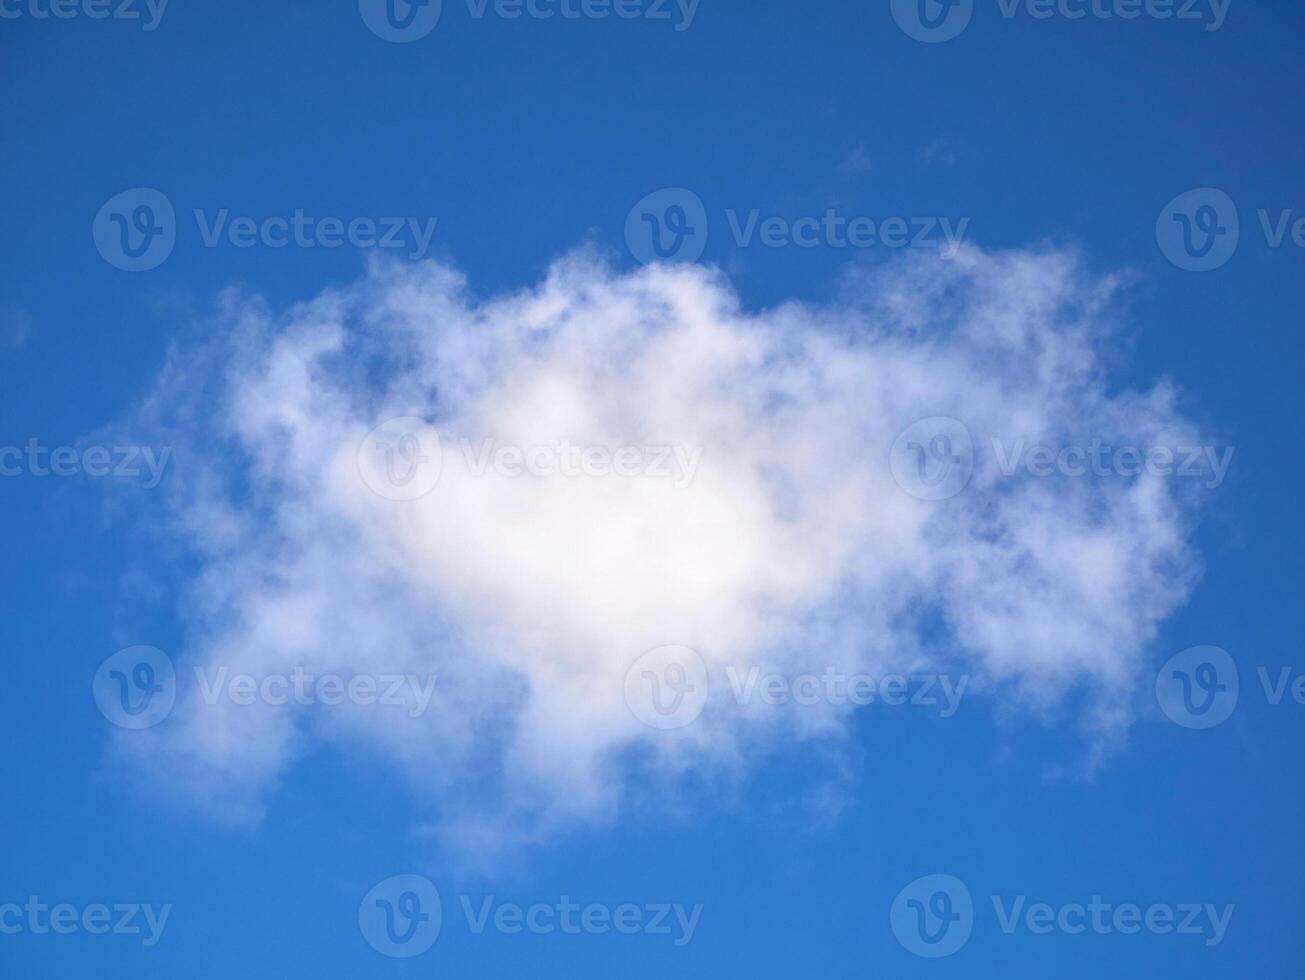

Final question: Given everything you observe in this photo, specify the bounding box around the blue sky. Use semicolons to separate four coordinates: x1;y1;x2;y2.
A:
1;1;1303;977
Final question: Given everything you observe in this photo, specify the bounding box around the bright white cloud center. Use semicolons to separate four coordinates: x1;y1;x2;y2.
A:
124;246;1208;854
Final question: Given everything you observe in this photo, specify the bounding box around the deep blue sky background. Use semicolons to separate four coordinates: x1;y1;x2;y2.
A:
1;1;1302;976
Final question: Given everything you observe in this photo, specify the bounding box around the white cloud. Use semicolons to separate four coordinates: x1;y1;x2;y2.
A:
120;245;1208;858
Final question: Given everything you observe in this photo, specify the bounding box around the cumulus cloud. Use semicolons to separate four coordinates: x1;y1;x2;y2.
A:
119;245;1208;857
